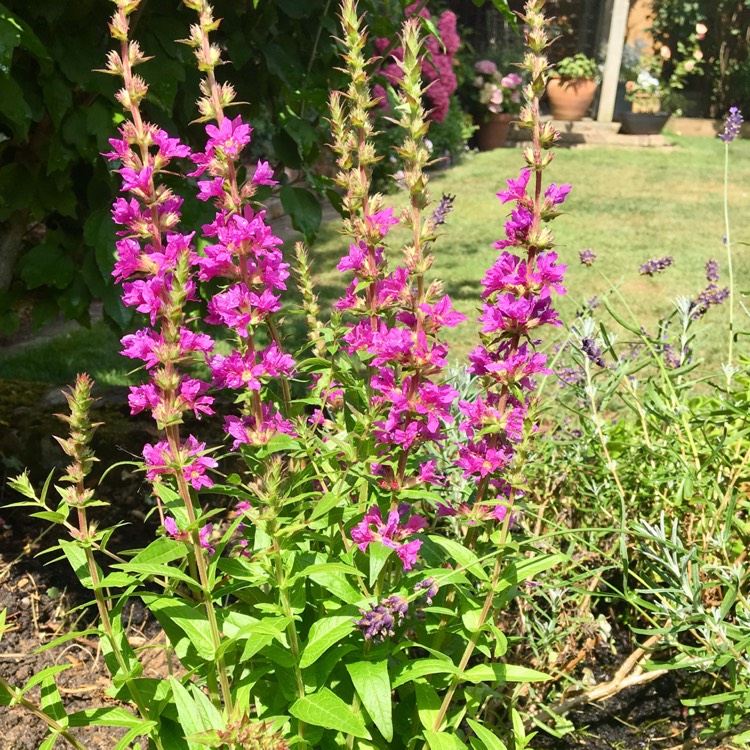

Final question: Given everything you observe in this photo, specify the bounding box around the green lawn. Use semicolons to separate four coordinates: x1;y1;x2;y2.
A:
309;133;750;367
1;133;748;385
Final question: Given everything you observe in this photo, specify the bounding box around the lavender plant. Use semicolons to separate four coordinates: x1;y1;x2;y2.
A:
515;111;750;743
2;1;572;748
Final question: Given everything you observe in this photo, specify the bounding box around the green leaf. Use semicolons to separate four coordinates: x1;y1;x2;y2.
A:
38;734;60;750
279;186;322;242
18;232;75;290
0;14;21;75
113;724;158;750
466;719;507;750
310;490;344;520
488;0;515;24
142;594;216;661
462;663;550;684
230;618;290;662
129;536;189;567
275;0;314;18
40;674;66;724
427;536;489;581
462;608;484;633
303;565;365;606
290;688;371;738
424;730;469;749
114;561;198;587
21;665;72;696
0;68;30;139
392;659;458;688
68;707;151;729
499;553;567;590
347;660;393;741
300;615;354;668
170;678;222;749
368;541;392;588
682;691;742;707
415;680;441;731
59;540;99;589
41;72;72;128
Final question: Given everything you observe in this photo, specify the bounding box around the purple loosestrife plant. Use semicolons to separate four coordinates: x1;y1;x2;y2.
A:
3;2;568;748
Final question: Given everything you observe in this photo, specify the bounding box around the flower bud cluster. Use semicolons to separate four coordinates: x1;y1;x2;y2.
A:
54;373;102;507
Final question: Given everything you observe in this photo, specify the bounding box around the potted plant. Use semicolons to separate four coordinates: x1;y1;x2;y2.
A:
620;23;706;135
469;60;524;150
546;53;600;121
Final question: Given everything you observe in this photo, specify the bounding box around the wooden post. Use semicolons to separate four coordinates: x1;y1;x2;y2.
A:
597;0;630;122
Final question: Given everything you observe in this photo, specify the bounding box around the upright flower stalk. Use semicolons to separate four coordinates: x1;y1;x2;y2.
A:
432;0;568;731
103;0;232;712
330;1;465;572
183;0;295;434
719;106;743;379
56;375;161;746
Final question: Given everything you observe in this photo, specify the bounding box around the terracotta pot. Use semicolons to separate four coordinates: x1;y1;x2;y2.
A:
619;112;670;135
546;77;598;121
477;112;513;151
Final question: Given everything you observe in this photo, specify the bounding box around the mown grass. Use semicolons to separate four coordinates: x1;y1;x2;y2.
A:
309;133;750;366
0;322;137;386
1;133;748;385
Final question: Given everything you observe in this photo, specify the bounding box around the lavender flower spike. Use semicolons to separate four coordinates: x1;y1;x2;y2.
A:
719;107;743;144
639;256;674;276
705;259;719;283
430;193;456;228
579;248;596;267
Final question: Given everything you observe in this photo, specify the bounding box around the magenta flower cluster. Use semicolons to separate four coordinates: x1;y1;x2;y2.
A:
107;110;296;490
455;167;569;515
105;122;221;489
374;2;460;122
337;202;467;568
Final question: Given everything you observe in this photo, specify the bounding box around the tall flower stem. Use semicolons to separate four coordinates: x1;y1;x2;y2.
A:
57;374;164;746
723;141;735;381
272;538;307;743
165;424;233;712
431;0;561;735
